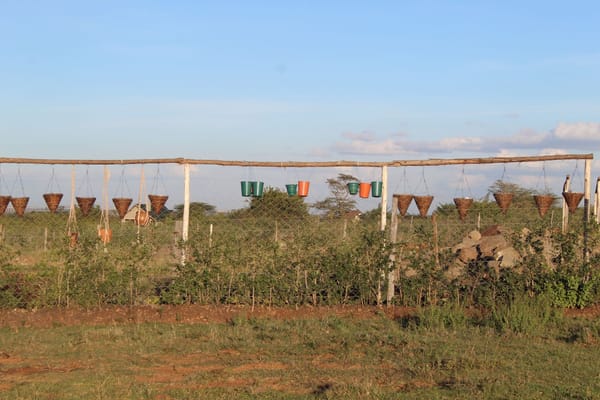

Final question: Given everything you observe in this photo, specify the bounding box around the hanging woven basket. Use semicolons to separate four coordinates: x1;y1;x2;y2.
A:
533;194;554;217
394;194;413;217
453;197;473;221
98;227;112;244
69;232;78;247
148;194;168;215
493;192;513;214
43;193;63;213
135;209;151;226
76;196;96;217
0;195;11;216
112;197;132;220
414;195;434;217
562;191;584;214
10;197;29;217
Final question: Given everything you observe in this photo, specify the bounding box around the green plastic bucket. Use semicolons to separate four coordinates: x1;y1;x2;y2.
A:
347;182;359;195
251;181;264;197
286;183;298;196
241;181;252;197
371;181;383;198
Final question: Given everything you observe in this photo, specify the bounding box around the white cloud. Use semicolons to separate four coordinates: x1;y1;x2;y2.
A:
331;122;599;157
554;122;600;140
341;131;377;141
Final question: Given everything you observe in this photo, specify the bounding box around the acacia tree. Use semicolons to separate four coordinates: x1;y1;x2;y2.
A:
312;173;359;218
234;187;310;219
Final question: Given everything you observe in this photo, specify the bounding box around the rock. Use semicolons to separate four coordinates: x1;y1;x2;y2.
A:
481;225;501;236
497;247;521;268
467;230;482;241
479;234;510;257
457;246;478;264
453;237;479;252
445;264;464;280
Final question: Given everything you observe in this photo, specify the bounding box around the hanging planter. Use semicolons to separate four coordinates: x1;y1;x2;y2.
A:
0;195;10;216
562;191;584;214
69;232;78;248
285;183;298;196
493;192;514;214
371;181;383;198
533;194;554;217
112;197;132;220
394;194;413;217
453;197;473;221
98;227;112;244
250;181;264;197
347;182;360;195
148;194;168;214
414;195;433;217
240;181;252;197
43;193;63;213
76;196;96;217
298;180;310;197
135;209;151;226
359;182;371;198
10;197;29;217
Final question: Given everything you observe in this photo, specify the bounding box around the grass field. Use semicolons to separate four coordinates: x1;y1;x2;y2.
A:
1;305;600;399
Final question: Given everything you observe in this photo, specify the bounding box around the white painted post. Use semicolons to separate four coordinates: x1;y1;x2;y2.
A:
182;163;190;264
380;165;388;231
583;159;591;261
595;178;600;224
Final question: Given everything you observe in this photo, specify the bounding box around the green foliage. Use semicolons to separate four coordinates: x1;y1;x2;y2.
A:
172;201;217;218
408;303;469;331
312;173;358;218
486;293;563;335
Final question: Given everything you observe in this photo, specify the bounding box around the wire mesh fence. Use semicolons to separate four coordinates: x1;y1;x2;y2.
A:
0;156;598;308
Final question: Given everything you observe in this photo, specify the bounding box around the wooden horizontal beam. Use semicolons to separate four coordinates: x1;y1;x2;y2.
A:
0;153;593;167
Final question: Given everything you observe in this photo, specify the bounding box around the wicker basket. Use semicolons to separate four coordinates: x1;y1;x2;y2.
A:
562;191;584;214
98;228;112;244
135;209;151;226
453;197;473;221
0;195;11;216
43;193;63;213
76;196;96;217
112;197;132;220
493;192;514;214
394;194;413;217
414;195;433;217
533;194;554;218
10;196;29;217
148;194;168;215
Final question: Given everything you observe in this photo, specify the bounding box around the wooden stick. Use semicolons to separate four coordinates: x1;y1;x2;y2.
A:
562;175;570;234
583;159;591;262
380;165;388;231
387;195;399;306
0;153;593;167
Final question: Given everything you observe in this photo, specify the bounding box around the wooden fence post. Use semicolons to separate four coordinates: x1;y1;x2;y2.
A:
583;159;591;262
387;195;399;306
562;175;570;234
182;163;190;264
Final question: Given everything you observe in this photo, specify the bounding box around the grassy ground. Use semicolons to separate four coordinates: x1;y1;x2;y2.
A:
1;307;600;399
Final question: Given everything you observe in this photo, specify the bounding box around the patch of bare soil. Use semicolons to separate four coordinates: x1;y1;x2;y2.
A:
0;304;415;328
0;303;597;329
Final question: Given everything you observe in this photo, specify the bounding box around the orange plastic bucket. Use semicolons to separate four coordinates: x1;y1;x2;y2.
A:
297;181;310;197
359;182;371;198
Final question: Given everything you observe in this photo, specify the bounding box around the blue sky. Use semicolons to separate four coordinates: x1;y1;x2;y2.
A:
0;1;599;210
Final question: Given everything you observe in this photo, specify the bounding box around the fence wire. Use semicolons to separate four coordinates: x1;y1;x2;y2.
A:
0;161;597;308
